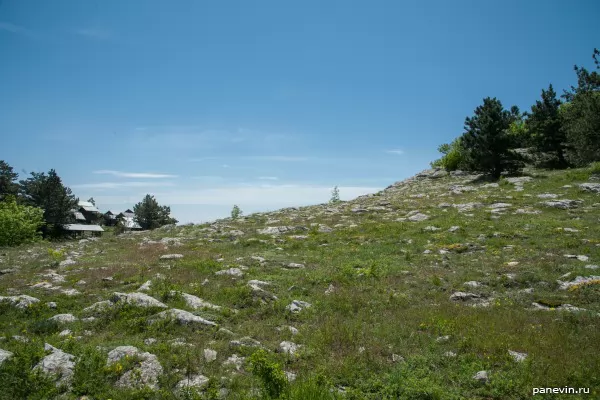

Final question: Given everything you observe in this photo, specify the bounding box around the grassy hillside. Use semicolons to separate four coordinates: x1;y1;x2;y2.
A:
1;166;599;399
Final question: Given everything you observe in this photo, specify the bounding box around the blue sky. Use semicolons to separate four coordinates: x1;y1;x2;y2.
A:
1;0;598;223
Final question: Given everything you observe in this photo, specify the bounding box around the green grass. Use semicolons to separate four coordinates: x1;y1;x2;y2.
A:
1;166;599;399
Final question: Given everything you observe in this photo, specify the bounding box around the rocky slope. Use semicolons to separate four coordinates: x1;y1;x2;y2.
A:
0;166;599;399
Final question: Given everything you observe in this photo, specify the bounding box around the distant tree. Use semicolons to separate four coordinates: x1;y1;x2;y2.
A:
0;197;44;246
231;204;243;219
19;169;78;237
460;97;524;178
0;160;19;200
87;197;96;206
133;194;178;230
562;48;600;166
527;84;568;168
329;186;340;203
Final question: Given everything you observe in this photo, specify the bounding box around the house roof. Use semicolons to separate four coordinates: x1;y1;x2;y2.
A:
63;224;104;232
78;201;101;213
73;211;86;221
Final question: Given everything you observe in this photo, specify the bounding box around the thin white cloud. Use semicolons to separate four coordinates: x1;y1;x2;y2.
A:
0;22;36;38
93;170;178;178
133;185;379;206
72;181;176;190
385;149;405;155
257;176;278;180
75;28;113;40
248;156;308;162
191;176;224;180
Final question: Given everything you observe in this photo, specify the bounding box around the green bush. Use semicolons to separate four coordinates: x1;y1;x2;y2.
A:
430;138;468;171
248;349;288;399
0;197;44;247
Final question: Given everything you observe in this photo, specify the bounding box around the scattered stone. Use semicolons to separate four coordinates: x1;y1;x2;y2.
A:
450;292;481;301
505;176;532;185
285;263;305;269
507;261;519;267
151;309;217;327
436;335;451;343
443;351;457;358
34;343;75;387
204;348;217;362
257;226;291;235
173;292;222;311
540;199;582;209
537;193;558;199
0;348;13;365
514;208;541;215
0;295;40;309
279;341;302;357
408;212;429;222
223;354;245;371
423;226;441;232
531;302;588;312
508;350;527;362
159;254;184;260
215;268;244;277
230;337;262;349
453;203;483;212
49;314;78;324
463;281;481;288
248;280;278;300
564;254;590;262
58;329;72;337
107;346;163;390
585;265;599;270
138;280;152;291
558;275;600;290
325;284;335;295
82;300;113;314
285;371;297;382
318;225;333;233
144;338;157;346
111;292;168;308
59;259;76;267
286;300;312;313
277;325;299;335
580;183;600;194
392;354;405;363
473;370;489;384
175;374;209;391
0;268;17;275
448;226;460;232
47;302;57;309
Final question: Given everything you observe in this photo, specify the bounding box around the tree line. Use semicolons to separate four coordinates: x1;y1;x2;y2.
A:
0;164;177;247
432;48;600;177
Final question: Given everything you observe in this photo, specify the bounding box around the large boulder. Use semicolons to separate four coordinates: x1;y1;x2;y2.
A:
107;346;163;390
151;309;217;327
110;292;168;308
34;344;76;387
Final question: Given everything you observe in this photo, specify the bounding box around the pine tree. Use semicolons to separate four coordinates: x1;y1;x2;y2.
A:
527;84;568;168
460;97;524;178
0;160;19;200
561;49;600;166
231;205;243;219
19;169;79;237
133;194;178;230
329;186;340;204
